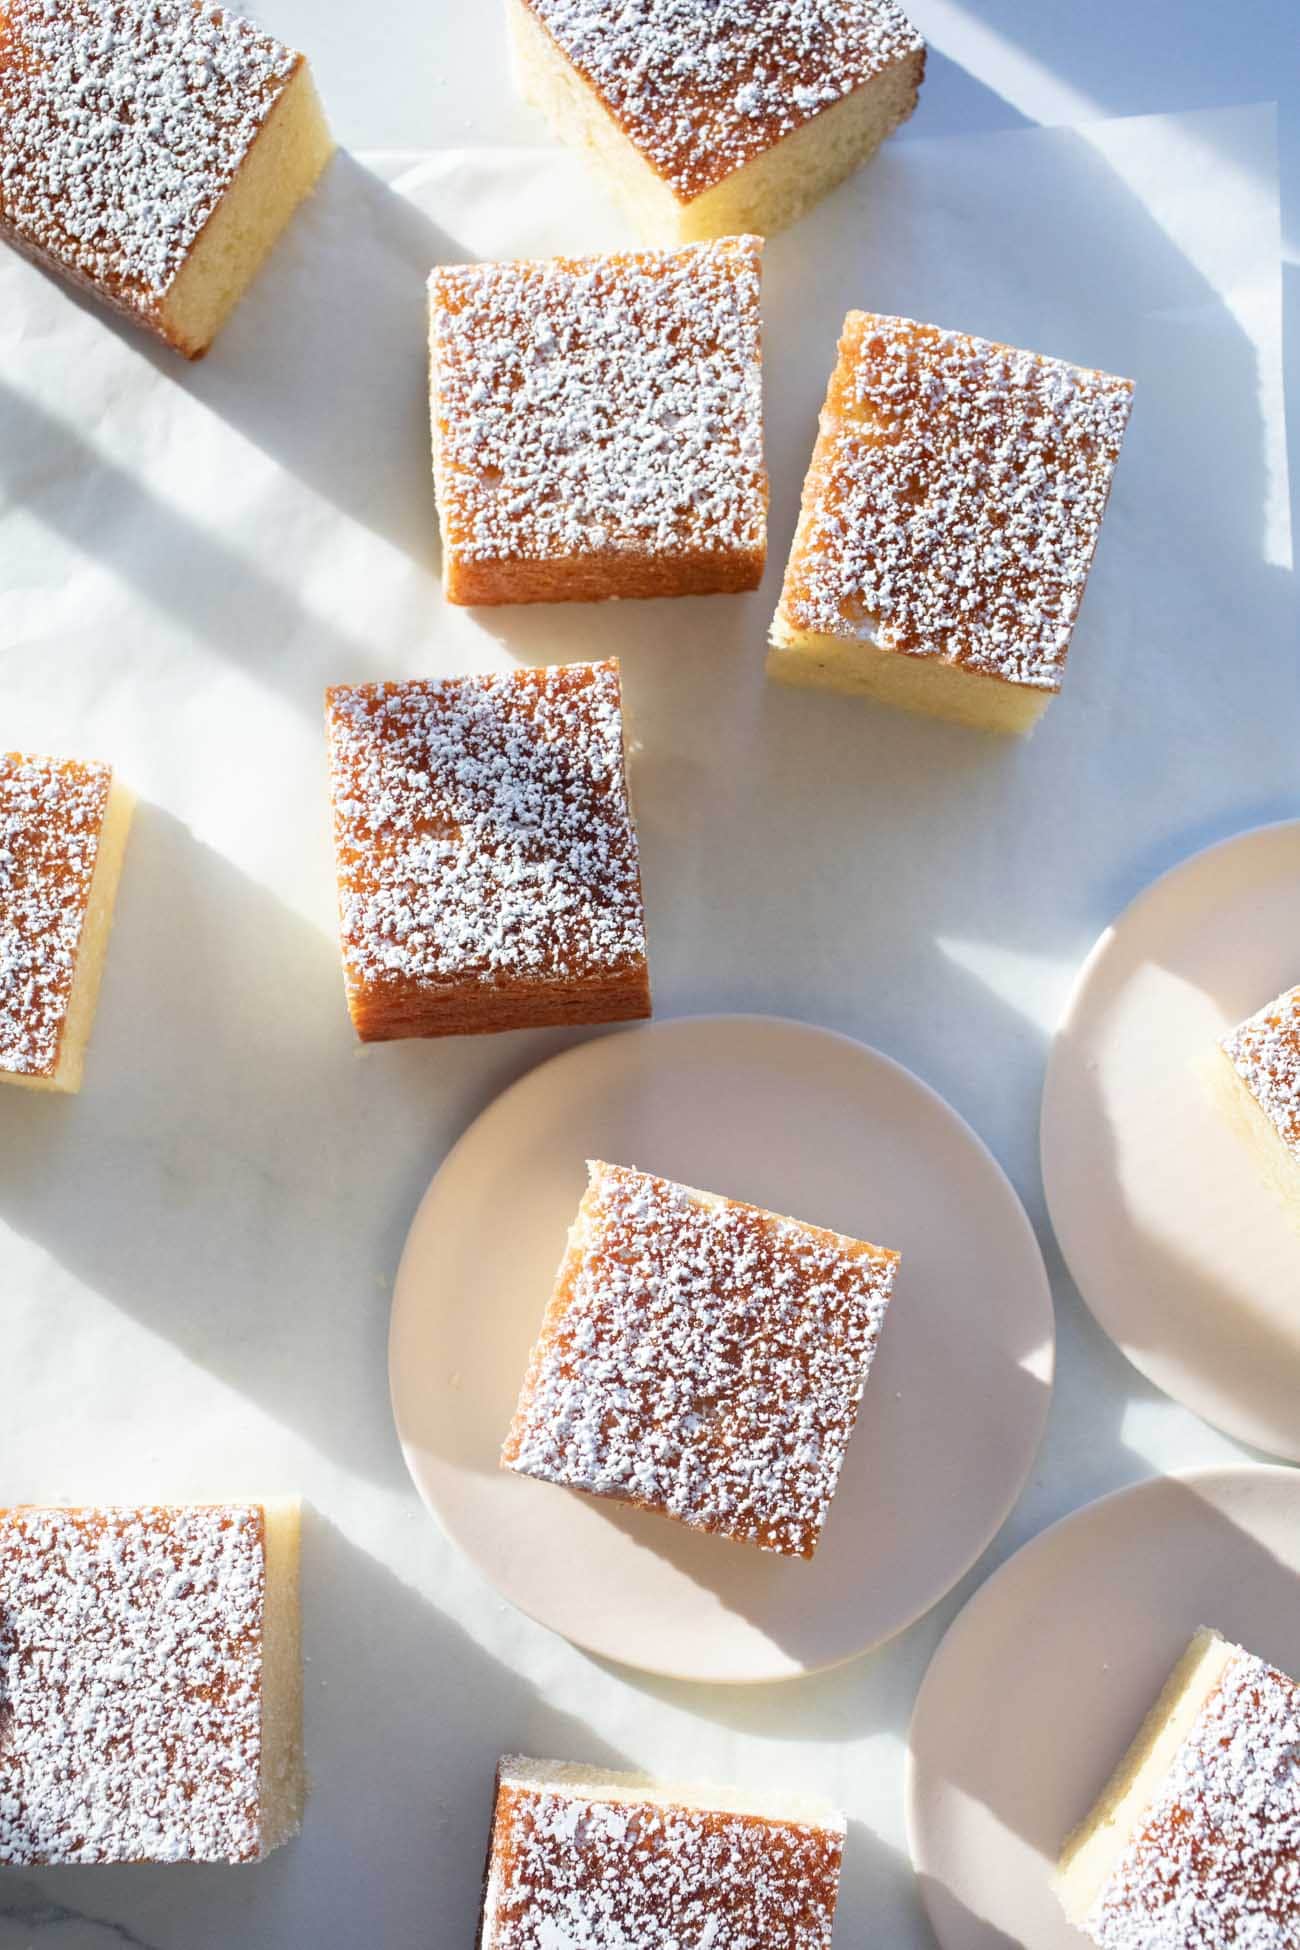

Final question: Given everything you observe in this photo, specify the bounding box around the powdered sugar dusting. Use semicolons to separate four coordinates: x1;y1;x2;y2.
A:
0;753;111;1080
487;1768;844;1949
429;238;766;566
504;1161;899;1558
0;0;300;317
779;313;1133;690
0;1505;267;1865
523;0;924;200
325;662;647;1006
1086;1645;1300;1948
1222;987;1300;1159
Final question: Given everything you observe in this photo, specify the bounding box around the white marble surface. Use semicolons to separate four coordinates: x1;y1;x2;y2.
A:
0;7;1297;1949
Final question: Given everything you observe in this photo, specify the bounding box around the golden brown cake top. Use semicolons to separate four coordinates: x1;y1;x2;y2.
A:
522;0;923;201
0;1504;267;1866
325;662;647;1001
780;313;1134;691
428;238;766;568
0;752;112;1080
504;1161;899;1557
1084;1644;1300;1948
0;0;300;313
487;1762;844;1950
1221;987;1300;1160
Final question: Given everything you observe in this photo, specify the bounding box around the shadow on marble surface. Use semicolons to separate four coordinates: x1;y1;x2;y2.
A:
6;152;458;578
939;0;1298;131
0;1510;632;1950
903;1470;1300;1948
0;378;375;710
0;803;580;1489
841;1816;945;1949
900;46;1034;140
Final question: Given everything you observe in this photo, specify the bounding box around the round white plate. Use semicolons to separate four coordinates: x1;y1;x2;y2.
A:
389;1014;1053;1683
907;1464;1300;1950
1041;820;1300;1461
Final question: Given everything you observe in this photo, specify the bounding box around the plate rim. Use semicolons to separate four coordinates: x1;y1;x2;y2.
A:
389;1009;1056;1684
1040;817;1300;1452
903;1457;1300;1939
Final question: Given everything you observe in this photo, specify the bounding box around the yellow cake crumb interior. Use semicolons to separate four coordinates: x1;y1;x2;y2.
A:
5;776;135;1096
257;1497;305;1854
1055;1629;1235;1924
161;62;334;358
1208;1045;1300;1234
766;625;1053;735
497;1755;844;1827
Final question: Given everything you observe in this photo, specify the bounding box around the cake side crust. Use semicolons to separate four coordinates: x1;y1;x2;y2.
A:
496;1754;846;1829
159;57;334;358
255;1498;304;1855
1055;1629;1236;1921
767;621;1052;734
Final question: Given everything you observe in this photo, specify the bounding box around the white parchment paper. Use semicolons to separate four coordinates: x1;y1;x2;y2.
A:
0;106;1292;1950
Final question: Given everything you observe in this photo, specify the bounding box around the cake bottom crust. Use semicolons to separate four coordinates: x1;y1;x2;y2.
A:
346;965;652;1042
443;544;765;607
767;621;1055;735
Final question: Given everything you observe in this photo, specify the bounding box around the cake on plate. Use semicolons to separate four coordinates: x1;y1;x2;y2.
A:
1212;986;1300;1227
0;1501;303;1865
769;312;1134;733
0;0;334;357
1056;1628;1300;1947
502;1160;900;1557
479;1754;845;1950
325;661;651;1041
428;237;767;604
0;752;133;1093
507;0;925;243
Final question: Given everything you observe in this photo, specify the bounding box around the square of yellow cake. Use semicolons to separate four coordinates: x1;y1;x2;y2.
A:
0;1501;303;1865
1212;985;1300;1228
325;661;651;1042
0;0;334;358
428;237;767;605
1056;1628;1300;1947
507;0;925;243
481;1755;846;1949
502;1160;900;1558
0;752;133;1094
769;313;1134;733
